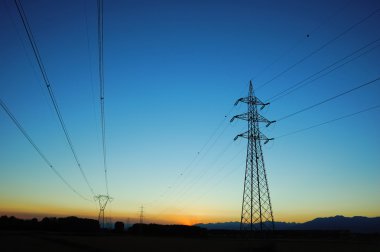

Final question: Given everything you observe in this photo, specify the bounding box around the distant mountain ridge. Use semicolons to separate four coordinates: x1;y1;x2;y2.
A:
195;216;380;233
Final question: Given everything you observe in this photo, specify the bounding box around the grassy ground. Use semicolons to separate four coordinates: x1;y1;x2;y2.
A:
1;231;379;252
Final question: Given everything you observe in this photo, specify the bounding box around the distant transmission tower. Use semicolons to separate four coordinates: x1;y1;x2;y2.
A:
231;80;275;231
139;205;144;224
94;194;112;228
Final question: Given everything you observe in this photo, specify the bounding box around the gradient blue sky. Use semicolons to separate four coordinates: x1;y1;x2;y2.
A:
1;0;379;224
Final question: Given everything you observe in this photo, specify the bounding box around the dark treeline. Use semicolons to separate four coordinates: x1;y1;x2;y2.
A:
0;215;99;232
2;216;378;240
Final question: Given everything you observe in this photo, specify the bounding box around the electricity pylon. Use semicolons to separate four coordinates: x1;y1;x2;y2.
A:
94;194;112;228
231;80;275;231
139;205;144;224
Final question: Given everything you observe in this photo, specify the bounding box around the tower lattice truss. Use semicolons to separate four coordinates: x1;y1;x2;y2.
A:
231;81;275;231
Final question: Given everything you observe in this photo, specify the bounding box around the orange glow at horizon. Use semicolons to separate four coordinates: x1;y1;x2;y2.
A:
2;202;379;224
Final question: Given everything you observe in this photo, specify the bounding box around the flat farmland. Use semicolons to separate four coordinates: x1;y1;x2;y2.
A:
1;231;379;252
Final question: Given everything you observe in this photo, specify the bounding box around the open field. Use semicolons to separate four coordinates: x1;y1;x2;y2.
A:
1;231;379;252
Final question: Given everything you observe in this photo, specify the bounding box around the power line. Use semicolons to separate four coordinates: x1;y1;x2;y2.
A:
171;137;237;205
14;0;95;197
251;0;352;83
152;124;243;213
275;104;380;139
172;140;244;211
268;38;380;102
153;105;241;203
83;0;101;146
143;84;243;208
256;7;380;90
166;116;227;194
276;76;380;122
175;159;244;215
94;0;112;225
0;99;90;201
164;122;235;203
251;37;307;83
97;0;109;195
161;87;257;201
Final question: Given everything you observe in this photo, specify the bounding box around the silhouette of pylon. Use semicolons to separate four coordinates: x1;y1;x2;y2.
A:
139;205;144;224
94;194;112;228
231;80;275;231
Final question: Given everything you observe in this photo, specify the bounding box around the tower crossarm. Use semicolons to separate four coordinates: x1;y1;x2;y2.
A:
94;195;113;210
230;113;249;122
258;114;276;127
233;130;274;144
230;112;276;127
234;96;269;109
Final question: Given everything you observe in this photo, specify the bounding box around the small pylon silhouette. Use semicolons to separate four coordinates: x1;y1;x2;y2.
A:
139;205;144;224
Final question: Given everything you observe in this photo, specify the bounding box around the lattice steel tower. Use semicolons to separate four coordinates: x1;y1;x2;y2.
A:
139;205;144;224
231;81;275;231
94;194;112;229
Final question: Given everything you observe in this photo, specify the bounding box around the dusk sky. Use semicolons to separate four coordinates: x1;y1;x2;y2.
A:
1;0;379;225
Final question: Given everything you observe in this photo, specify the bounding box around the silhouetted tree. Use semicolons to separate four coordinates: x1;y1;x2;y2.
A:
114;221;124;233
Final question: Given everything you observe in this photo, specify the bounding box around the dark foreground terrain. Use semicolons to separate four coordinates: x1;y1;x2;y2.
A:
1;230;379;252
